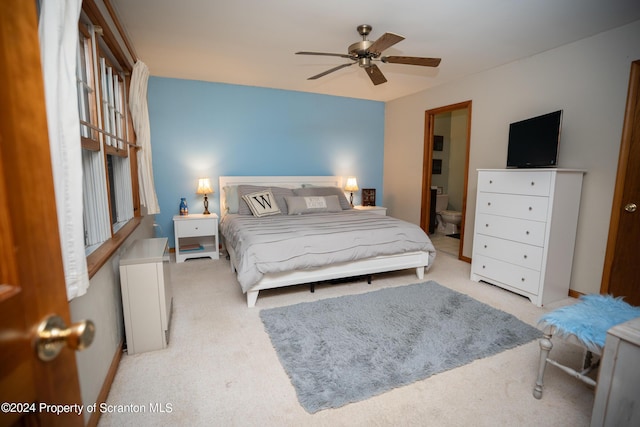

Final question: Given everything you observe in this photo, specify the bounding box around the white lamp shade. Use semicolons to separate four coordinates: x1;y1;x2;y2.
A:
196;178;213;195
344;176;359;192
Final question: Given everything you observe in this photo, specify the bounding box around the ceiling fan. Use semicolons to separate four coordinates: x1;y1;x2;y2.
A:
296;24;441;85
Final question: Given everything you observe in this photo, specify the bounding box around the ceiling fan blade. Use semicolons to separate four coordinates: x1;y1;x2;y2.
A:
307;62;355;80
367;32;405;55
365;64;387;85
382;56;442;67
296;51;353;59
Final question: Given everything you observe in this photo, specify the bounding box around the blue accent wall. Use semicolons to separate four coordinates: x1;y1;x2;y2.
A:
148;77;385;247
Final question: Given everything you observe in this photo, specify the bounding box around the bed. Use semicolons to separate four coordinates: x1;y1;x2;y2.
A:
219;176;436;307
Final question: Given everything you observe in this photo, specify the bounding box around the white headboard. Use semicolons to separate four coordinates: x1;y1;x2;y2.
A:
218;175;344;217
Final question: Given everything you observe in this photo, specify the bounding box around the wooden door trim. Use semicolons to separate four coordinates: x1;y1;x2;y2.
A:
601;60;640;293
420;100;472;261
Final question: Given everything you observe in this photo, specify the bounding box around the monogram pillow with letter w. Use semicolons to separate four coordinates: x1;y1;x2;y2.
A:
242;190;282;217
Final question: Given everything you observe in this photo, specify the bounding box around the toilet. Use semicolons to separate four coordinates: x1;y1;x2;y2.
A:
435;193;462;235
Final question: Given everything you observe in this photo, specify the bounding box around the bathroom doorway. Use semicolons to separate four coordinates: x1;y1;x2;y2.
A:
420;101;472;261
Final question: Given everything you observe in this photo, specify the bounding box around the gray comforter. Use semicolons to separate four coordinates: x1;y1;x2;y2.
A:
220;210;436;292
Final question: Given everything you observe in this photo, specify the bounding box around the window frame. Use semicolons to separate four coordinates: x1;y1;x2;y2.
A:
77;23;100;152
79;1;142;278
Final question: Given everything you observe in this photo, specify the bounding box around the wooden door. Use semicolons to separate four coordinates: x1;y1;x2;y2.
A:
0;1;84;426
601;60;640;306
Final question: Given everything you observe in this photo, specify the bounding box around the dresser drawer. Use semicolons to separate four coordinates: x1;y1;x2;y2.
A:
476;192;549;221
472;254;541;295
476;213;546;246
473;234;544;271
175;219;216;237
478;170;552;196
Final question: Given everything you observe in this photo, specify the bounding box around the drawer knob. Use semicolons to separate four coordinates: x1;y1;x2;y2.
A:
526;231;530;235
484;245;487;249
489;180;493;184
528;206;532;211
482;265;486;269
523;254;528;259
487;202;491;206
521;277;526;282
485;224;489;227
531;181;535;186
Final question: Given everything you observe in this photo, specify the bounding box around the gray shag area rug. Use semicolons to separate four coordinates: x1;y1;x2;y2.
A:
260;281;542;413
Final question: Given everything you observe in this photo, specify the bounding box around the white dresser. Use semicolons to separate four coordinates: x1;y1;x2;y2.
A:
119;238;172;354
470;169;585;306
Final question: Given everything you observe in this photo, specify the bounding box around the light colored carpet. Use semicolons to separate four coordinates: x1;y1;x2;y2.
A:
260;281;542;413
98;251;595;427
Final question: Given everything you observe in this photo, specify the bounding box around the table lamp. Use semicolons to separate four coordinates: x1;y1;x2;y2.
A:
344;176;358;207
196;177;213;215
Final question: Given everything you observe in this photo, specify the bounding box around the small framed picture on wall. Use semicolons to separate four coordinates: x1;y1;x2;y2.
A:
433;135;444;151
432;159;442;174
362;188;376;206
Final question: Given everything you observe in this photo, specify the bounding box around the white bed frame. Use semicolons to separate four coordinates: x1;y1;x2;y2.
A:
219;176;430;307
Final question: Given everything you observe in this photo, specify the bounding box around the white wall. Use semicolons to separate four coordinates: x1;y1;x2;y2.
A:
448;109;468;212
384;20;640;295
431;110;467;211
69;215;154;423
431;113;451;193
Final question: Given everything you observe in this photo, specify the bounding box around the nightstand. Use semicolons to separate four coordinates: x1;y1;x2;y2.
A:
173;213;219;262
354;205;387;216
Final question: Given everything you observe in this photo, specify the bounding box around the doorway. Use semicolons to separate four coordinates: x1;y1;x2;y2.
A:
420;101;472;261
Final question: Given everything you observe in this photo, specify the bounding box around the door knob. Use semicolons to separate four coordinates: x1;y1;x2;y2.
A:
35;315;95;362
624;203;637;213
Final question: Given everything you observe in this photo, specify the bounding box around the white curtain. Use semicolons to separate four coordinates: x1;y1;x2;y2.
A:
129;61;160;215
39;0;90;300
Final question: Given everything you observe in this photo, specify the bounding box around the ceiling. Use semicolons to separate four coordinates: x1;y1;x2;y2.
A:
110;0;640;102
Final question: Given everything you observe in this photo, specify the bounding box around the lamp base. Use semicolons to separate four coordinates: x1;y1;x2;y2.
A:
203;195;210;215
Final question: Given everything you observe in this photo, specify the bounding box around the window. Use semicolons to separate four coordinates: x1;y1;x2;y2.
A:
77;25;99;147
75;9;139;263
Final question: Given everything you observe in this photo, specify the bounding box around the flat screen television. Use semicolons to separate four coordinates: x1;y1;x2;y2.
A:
506;110;562;168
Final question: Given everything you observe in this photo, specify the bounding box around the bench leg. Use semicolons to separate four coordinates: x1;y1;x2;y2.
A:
533;331;553;399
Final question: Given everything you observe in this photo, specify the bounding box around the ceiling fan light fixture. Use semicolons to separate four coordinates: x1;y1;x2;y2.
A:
296;25;441;85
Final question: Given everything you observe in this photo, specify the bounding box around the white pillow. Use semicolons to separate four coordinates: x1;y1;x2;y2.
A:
223;185;239;214
241;190;281;217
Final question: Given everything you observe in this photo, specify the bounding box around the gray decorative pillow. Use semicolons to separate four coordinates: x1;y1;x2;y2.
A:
285;195;342;215
237;185;295;215
241;190;281;217
293;186;351;210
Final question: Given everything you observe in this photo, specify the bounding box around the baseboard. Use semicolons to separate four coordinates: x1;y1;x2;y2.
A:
87;339;123;427
568;289;584;299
